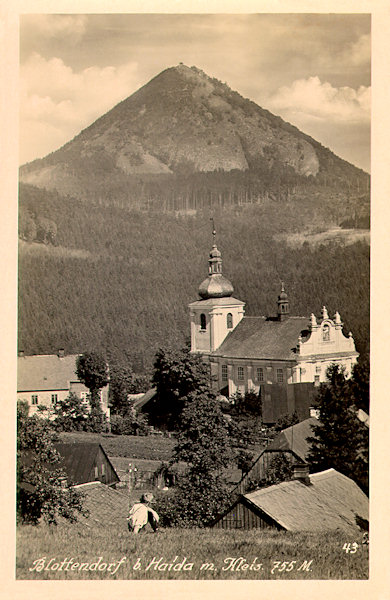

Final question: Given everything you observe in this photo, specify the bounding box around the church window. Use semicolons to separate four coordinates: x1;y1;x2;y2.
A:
322;324;330;341
200;313;206;330
222;365;228;380
237;366;244;381
227;313;233;329
256;368;264;382
277;369;284;383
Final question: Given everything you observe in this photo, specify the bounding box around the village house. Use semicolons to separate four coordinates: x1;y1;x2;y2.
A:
53;442;120;487
213;466;368;532
17;350;110;420
234;416;319;494
189;237;359;423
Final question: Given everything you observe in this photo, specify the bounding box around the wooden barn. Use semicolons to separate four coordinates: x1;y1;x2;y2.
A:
109;456;187;490
235;417;318;494
213;467;368;533
54;442;120;487
19;442;120;488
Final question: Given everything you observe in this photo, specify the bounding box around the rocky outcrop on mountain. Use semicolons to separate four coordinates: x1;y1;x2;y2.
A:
20;64;367;203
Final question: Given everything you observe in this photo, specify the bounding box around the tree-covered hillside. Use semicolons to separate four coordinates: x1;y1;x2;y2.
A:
18;184;369;370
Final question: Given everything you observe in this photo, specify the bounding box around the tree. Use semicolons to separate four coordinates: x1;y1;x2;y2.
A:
76;352;109;432
237;449;255;477
264;453;294;484
53;392;89;431
36;216;57;245
19;210;37;242
307;364;368;494
274;410;300;432
349;356;369;414
109;362;150;416
147;346;210;429
155;390;234;527
17;401;85;524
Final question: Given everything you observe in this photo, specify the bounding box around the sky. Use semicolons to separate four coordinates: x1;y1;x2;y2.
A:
20;13;371;171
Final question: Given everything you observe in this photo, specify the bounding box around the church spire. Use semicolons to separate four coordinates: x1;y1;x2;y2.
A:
277;282;290;320
198;221;234;299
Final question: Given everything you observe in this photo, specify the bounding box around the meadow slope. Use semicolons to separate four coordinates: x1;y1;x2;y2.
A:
17;523;368;580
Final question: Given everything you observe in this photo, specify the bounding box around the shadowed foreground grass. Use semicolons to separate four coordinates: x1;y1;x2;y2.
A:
16;523;368;580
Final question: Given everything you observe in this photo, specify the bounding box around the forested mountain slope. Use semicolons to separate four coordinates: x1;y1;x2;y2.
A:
18;184;369;371
18;64;370;370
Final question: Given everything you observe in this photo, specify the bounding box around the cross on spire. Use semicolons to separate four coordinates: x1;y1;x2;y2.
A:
210;217;216;245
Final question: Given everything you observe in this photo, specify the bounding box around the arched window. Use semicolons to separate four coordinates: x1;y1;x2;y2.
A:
227;313;233;329
322;324;330;341
200;313;206;330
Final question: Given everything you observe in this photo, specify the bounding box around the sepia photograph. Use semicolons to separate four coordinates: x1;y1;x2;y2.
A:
3;3;388;593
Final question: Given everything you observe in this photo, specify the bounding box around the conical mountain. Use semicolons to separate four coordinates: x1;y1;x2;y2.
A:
20;64;367;202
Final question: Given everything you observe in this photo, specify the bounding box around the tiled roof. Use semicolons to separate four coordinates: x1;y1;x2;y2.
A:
244;468;368;532
267;417;319;461
59;482;128;530
17;354;83;392
213;316;309;360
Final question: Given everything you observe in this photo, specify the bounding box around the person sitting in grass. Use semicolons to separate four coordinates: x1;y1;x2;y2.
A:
127;492;159;534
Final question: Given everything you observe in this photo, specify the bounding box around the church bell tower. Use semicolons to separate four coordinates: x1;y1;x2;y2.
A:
189;226;245;354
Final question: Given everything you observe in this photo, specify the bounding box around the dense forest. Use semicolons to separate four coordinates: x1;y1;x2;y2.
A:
18;183;370;372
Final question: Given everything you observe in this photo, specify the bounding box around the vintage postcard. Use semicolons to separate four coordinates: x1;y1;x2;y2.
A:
1;0;389;598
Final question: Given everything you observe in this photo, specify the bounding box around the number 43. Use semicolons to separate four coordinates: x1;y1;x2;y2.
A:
343;542;359;554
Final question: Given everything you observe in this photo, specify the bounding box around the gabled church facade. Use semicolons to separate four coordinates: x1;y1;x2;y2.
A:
189;239;359;423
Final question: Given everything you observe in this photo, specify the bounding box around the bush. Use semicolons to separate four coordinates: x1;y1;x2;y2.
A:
110;410;149;436
153;474;231;528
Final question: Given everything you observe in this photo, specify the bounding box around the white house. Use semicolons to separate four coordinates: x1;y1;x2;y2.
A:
17;350;110;419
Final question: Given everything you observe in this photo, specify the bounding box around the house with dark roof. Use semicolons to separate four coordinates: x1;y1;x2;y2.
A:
213;467;368;532
235;417;319;494
20;442;120;488
17;350;110;420
189;237;358;423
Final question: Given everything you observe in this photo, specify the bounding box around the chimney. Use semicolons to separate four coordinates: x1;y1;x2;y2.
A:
18;350;24;357
58;348;65;358
292;463;311;485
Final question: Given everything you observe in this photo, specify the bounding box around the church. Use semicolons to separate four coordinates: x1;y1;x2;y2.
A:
189;236;359;423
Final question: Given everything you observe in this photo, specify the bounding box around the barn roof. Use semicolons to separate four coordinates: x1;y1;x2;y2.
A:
19;443;120;487
243;468;368;532
17;353;84;392
132;387;157;410
53;442;119;485
267;417;319;461
213;316;309;359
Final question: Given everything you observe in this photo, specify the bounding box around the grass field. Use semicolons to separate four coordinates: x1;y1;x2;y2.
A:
16;523;368;580
16;485;368;581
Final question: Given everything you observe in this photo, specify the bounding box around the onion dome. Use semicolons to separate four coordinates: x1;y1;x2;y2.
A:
278;283;288;301
198;243;234;299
